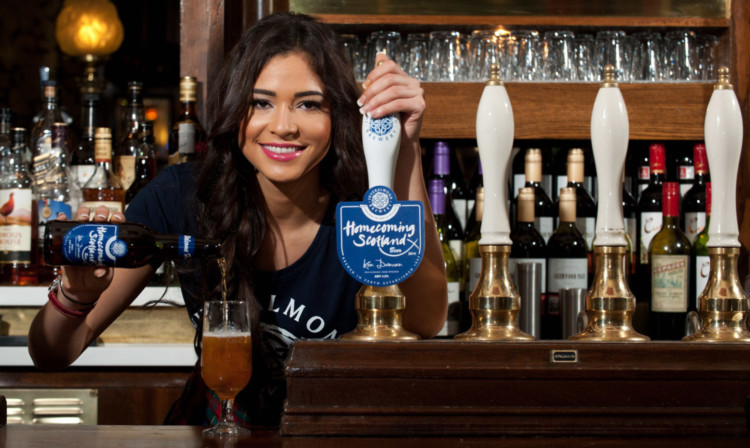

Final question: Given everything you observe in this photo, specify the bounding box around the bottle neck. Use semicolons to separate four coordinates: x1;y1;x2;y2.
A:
434;153;449;176
179;100;199;120
81;100;100;138
156;235;222;260
558;200;577;223
650;171;665;184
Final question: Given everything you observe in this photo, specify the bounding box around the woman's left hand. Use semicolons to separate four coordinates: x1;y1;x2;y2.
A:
357;52;425;143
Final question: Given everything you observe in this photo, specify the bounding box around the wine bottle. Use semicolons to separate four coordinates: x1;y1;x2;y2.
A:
125;121;157;207
673;141;694;198
429;142;464;284
462;184;483;333
635;143;665;306
511;145;525;203
546;187;587;340
70;91;99;193
622;171;637;287
114;81;145;192
428;178;460;337
631;140;650;199
523;148;555;242
509;187;547;309
680;142;708;243
168;76;207;165
649;182;691;340
691;182;711;310
82;128;125;213
44;220;221;267
0;127;37;285
562;148;596;250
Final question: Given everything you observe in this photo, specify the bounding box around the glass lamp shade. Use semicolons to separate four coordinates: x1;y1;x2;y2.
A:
55;0;124;57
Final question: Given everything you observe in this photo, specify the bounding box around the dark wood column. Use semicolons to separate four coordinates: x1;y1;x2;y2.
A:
732;0;750;272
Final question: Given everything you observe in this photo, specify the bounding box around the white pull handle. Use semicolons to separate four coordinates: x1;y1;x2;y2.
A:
362;113;401;191
705;67;742;248
590;65;628;247
476;65;513;246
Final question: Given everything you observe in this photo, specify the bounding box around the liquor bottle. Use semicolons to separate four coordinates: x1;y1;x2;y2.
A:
82;128;125;213
70;91;100;193
649;182;691;340
168;76;207;165
44;220;221;267
562;148;596;250
691;182;711;311
32;118;73;283
673;141;695;198
125;121;157;206
511;145;525;202
635;143;665;305
0;127;37;285
114;81;145;192
30;82;66;160
0;108;11;179
546;187;587;340
428;178;460;337
462;184;483;332
680;142;709;243
522;148;555;242
509;187;547;311
428;142;464;282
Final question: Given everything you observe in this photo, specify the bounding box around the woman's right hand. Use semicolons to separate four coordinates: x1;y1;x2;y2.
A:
57;205;126;303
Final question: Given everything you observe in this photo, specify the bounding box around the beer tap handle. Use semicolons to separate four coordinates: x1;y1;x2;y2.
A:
705;67;742;248
362;112;401;191
590;65;628;247
476;64;513;246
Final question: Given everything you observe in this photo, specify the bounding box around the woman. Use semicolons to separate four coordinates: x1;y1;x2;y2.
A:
28;12;447;426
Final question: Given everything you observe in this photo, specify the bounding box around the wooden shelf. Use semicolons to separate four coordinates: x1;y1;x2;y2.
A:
282;340;750;437
420;82;713;140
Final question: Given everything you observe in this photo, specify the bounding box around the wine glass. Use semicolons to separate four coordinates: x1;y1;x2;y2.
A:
201;300;253;437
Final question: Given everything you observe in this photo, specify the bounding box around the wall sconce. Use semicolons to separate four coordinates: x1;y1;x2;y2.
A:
55;0;124;93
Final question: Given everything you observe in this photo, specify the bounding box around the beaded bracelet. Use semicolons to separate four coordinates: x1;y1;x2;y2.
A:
48;290;89;319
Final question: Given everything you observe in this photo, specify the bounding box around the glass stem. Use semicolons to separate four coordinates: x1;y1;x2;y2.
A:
220;398;235;427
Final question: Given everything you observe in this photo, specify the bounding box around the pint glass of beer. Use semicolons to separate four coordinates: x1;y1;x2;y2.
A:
201;300;252;437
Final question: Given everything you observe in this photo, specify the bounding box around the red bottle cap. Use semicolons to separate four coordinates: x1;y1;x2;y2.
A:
662;182;679;217
693;143;708;174
706;182;711;216
649;143;666;174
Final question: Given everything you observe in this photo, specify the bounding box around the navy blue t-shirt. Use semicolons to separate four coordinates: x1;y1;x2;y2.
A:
126;163;360;424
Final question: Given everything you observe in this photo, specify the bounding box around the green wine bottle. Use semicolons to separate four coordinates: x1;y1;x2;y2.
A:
691;182;711;310
649;181;692;340
428;179;460;337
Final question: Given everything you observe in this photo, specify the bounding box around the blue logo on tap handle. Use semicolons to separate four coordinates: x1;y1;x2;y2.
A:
364;114;398;142
337;186;425;286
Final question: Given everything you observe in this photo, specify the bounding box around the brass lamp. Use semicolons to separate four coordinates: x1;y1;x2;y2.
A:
55;0;124;93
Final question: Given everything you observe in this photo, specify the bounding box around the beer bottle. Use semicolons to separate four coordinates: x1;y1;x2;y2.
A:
44;220;221;267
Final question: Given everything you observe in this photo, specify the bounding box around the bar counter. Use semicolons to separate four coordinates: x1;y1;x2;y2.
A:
1;425;748;448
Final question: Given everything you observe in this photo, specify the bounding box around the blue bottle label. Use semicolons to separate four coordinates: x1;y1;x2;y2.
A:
336;186;424;286
62;224;128;266
179;235;194;259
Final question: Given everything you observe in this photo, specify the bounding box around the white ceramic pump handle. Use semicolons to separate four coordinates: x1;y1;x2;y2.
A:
475;64;514;246
590;65;628;247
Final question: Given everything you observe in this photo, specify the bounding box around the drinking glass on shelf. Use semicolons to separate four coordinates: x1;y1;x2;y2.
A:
664;30;698;81
201;300;253;437
595;30;633;81
631;32;664;82
366;31;402;74
543;30;576;81
574;34;596;81
467;30;501;81
404;33;430;81
428;30;466;81
507;30;541;81
696;33;719;81
340;34;364;82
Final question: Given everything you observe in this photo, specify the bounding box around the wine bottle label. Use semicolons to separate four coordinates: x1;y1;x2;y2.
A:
438;281;461;337
638;165;650;181
0;188;33;262
61;223;128;266
508;257;546;293
467;257;481;296
535;216;554;243
679;165;695;182
178;235;195;259
178;123;196;155
36;199;73;246
639;211;662;264
684;212;706;243
651;255;689;312
114;155;136;190
694;255;710;309
71;164;97;188
547;258;587;317
575;216;595;249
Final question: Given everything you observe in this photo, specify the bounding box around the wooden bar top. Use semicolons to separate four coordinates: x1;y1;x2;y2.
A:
1;425;748;447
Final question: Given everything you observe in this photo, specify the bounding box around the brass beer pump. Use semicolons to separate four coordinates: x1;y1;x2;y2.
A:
454;64;533;342
683;67;750;342
570;66;648;341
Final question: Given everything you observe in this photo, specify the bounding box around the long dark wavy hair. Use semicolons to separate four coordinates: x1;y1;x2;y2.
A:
192;12;366;333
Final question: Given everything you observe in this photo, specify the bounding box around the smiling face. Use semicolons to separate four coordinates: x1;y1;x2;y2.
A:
241;52;332;189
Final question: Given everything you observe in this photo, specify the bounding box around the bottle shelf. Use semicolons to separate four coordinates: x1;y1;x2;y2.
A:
0;286;184;308
420;82;714;140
